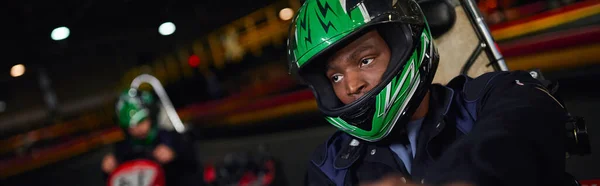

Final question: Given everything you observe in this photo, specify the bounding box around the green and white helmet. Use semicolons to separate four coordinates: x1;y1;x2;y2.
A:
287;0;439;141
115;88;155;128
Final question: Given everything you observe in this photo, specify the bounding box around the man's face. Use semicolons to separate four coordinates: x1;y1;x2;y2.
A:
326;30;391;105
128;119;151;139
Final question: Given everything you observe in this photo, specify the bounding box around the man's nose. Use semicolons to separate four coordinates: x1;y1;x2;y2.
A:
346;72;368;99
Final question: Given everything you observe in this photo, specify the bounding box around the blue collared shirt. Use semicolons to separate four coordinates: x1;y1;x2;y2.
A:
389;117;424;174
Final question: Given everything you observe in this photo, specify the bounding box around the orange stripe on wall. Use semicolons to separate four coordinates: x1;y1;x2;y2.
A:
492;2;600;41
222;99;318;125
0;128;124;178
490;0;600;30
506;44;600;71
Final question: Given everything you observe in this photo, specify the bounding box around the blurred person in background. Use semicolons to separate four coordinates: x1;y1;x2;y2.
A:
101;88;202;186
287;0;567;185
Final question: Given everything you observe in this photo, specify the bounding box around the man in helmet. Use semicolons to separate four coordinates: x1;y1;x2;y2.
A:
101;88;202;186
287;0;566;185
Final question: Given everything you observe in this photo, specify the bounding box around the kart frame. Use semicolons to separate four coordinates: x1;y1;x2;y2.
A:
130;74;186;133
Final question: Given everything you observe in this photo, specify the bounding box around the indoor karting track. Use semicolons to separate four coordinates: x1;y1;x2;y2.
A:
2;67;599;186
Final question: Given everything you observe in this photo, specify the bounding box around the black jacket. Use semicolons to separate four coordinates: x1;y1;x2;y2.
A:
305;71;567;186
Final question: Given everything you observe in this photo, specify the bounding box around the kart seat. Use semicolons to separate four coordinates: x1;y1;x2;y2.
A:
418;0;457;38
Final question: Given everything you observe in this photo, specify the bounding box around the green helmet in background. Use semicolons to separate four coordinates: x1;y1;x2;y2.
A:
287;0;439;141
115;88;160;145
116;88;155;128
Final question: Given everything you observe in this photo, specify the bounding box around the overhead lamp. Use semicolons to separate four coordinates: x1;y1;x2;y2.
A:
279;8;294;21
159;22;176;36
10;64;25;77
51;26;70;41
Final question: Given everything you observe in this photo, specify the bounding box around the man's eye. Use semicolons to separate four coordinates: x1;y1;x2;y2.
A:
331;74;343;83
360;58;374;67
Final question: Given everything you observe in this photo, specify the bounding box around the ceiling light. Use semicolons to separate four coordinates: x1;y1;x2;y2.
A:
159;22;176;36
10;64;25;77
51;26;70;41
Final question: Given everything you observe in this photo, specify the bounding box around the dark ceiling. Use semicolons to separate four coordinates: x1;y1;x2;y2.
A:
2;0;278;77
0;0;285;135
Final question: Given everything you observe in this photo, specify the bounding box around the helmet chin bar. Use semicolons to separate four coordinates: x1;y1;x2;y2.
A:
359;46;439;142
339;99;377;131
130;74;185;133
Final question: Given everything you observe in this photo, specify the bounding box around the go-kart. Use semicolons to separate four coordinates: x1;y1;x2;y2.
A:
202;146;285;186
107;159;166;186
